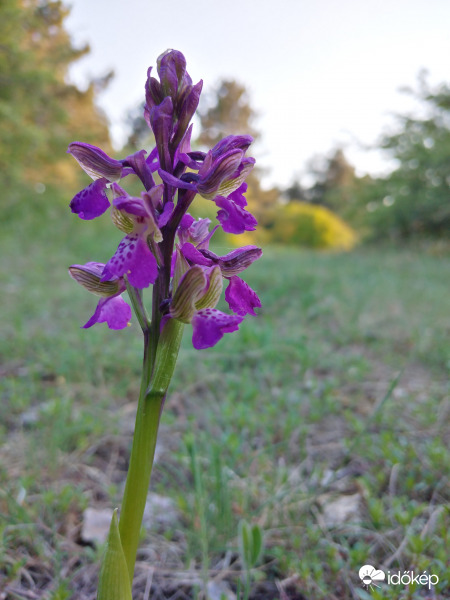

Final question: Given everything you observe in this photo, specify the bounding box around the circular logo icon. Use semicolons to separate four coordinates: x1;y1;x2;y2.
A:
359;564;385;588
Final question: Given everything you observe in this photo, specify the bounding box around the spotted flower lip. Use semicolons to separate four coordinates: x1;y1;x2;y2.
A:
192;309;243;349
103;189;172;290
215;183;258;234
70;178;110;220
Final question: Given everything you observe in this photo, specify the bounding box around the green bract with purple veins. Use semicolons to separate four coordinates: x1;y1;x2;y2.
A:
68;50;261;349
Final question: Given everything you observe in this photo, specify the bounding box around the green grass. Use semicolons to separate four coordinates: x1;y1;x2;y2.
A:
0;197;449;599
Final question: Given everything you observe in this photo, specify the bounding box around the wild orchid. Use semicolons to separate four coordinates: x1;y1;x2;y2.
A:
67;50;261;598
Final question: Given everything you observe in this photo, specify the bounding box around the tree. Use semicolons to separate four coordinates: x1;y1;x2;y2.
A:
0;0;112;205
293;147;373;233
306;149;357;208
197;80;260;148
283;179;307;203
124;103;155;153
368;73;450;239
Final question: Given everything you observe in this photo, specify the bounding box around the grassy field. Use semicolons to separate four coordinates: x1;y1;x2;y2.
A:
0;201;449;599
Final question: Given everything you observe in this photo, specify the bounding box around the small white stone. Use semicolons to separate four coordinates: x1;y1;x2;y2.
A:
81;507;114;545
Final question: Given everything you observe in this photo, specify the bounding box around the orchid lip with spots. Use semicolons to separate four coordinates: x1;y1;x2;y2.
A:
67;49;262;596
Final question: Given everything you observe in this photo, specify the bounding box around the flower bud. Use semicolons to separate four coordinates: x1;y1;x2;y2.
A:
144;68;164;126
68;142;123;182
172;80;203;148
150;98;173;171
157;49;188;97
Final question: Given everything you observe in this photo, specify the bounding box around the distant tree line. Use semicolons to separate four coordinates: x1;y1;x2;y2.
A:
194;75;450;244
2;1;448;245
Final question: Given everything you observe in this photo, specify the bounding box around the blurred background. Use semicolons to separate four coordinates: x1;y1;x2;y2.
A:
0;1;449;599
3;0;450;245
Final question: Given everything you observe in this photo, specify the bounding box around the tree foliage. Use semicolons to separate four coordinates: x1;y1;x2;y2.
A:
284;149;373;236
367;74;450;239
197;80;260;148
0;0;111;205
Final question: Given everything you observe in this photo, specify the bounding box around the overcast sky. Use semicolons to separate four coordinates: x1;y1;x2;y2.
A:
65;0;450;188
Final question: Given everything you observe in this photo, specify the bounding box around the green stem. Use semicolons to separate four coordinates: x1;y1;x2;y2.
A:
118;332;158;583
118;319;184;584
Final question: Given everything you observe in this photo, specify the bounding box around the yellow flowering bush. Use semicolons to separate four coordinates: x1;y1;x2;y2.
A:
236;202;357;250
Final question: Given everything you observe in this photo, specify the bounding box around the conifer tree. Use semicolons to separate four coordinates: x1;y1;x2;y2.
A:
0;0;111;204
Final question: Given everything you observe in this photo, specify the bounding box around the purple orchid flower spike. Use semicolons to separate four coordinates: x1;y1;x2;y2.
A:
69;49;261;344
69;262;131;329
67;49;263;597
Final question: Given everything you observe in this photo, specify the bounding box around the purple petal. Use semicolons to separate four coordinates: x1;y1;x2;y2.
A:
177;213;195;245
114;195;147;217
158;201;174;227
228;183;248;208
211;135;253;158
180;213;195;229
191;308;243;349
70;261;105;278
158;49;186;96
181;242;214;267
214;195;257;234
217;246;262;276
158;169;197;191
104;233;158;288
189;218;212;244
83;296;131;330
146;146;160;172
173;80;203;146
124;149;155;190
150;97;173;171
225;276;261;316
70;179;110;220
